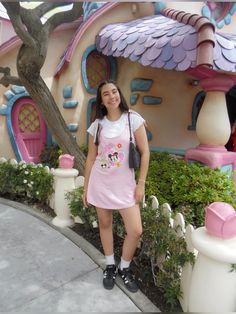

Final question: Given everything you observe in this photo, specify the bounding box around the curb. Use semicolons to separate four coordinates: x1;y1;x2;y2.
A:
0;197;160;313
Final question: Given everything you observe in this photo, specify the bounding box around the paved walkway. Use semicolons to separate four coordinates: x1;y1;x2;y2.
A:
0;198;159;312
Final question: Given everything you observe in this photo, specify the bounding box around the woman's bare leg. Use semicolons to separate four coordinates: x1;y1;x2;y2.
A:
119;204;142;262
96;207;113;256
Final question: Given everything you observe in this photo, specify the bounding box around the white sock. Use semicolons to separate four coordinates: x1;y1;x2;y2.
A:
105;254;115;265
120;257;131;270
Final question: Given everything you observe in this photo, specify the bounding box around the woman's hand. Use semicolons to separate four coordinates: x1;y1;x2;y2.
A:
134;182;145;204
82;190;88;208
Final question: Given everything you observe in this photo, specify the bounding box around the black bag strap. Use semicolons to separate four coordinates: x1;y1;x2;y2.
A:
128;111;133;143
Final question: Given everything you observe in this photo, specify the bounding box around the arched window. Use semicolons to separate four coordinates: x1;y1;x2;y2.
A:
188;91;206;130
82;45;117;94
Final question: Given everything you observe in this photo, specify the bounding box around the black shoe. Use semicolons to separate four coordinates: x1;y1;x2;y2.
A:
103;264;117;290
118;267;139;293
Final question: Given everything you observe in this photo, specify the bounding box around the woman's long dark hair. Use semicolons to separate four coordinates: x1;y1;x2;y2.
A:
94;80;129;120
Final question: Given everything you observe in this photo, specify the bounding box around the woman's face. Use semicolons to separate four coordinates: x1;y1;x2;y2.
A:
100;83;121;111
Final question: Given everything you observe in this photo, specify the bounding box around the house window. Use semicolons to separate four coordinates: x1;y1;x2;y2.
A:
82;45;117;94
87;51;110;90
206;2;233;22
188;91;206;130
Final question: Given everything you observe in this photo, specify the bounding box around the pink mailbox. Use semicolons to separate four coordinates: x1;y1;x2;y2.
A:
205;202;236;239
59;154;74;169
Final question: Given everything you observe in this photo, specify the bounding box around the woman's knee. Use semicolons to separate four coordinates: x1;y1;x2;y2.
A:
99;218;112;230
128;226;143;239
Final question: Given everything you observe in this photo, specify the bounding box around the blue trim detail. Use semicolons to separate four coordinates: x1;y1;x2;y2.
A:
230;3;236;15
82;44;117;94
130;94;139;106
146;129;152;142
46;129;53;147
63;100;78;108
3;89;52;161
63;86;72;99
143;96;162;105
221;164;233;178
131;79;153;92
188;91;206;130
5;92;30;161
0;105;7;115
154;1;166;14
202;3;236;29
4;90;15;100
150;146;185;156
87;97;96;143
67;123;79;132
11;85;26;94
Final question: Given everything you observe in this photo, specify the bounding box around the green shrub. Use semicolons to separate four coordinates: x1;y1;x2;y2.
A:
0;161;54;204
66;186;97;229
40;144;62;168
141;200;195;309
146;152;236;227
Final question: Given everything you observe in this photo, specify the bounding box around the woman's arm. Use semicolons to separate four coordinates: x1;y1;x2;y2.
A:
134;124;150;203
82;134;98;207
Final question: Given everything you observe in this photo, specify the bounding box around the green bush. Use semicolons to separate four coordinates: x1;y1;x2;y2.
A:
141;200;195;309
40;144;62;168
146;152;236;227
66;186;97;228
0;160;54;204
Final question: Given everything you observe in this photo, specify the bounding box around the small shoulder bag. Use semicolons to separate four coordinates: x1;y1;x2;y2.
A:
128;111;141;170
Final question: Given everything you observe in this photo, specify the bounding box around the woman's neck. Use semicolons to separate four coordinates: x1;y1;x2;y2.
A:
106;109;122;121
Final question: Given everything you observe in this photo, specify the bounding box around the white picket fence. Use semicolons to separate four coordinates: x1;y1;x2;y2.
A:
147;195;197;312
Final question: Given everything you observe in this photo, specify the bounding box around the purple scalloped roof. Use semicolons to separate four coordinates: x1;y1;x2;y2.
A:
96;15;236;73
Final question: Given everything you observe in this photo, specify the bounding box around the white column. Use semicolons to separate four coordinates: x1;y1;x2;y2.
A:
52;168;78;228
196;91;231;145
188;227;236;312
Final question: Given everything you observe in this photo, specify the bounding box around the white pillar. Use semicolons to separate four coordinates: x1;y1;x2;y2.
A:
52;168;78;228
188;227;236;312
196;91;231;145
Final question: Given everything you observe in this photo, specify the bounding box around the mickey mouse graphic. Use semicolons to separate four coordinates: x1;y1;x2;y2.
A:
108;152;119;163
99;143;124;169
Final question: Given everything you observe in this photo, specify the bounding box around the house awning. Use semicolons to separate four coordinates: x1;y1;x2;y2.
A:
95;10;236;73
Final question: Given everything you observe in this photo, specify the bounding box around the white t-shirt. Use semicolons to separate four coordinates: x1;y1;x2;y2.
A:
87;111;145;140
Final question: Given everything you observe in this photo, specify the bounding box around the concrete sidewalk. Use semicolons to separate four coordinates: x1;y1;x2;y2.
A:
0;198;159;312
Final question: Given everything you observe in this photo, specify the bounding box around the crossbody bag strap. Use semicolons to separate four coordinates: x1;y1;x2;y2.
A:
128;111;133;142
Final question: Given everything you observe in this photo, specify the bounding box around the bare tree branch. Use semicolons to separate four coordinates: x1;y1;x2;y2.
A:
44;2;83;35
2;2;36;48
0;67;22;87
20;6;43;40
33;2;74;19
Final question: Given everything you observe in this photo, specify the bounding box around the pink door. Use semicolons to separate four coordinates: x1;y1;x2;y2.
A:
12;97;47;163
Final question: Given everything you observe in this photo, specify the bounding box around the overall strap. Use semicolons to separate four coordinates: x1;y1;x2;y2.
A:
127;111;133;142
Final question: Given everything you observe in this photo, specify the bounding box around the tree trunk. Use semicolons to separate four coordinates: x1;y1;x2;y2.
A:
17;62;86;174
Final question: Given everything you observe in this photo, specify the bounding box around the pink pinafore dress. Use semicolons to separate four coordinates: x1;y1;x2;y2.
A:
87;122;136;210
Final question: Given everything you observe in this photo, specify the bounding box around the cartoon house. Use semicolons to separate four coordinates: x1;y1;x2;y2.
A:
0;2;236;172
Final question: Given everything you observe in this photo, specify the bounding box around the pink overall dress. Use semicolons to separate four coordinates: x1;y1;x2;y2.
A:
87;123;136;210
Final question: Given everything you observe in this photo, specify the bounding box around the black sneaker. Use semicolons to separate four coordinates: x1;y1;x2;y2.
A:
103;264;117;290
118;267;139;293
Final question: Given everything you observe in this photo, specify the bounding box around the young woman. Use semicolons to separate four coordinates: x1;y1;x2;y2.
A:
82;80;150;293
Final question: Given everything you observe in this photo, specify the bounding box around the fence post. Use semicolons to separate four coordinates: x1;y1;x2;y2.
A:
188;202;236;312
52;154;78;228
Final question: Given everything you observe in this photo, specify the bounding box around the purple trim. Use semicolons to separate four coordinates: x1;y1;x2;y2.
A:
0;19;82;57
0;35;21;56
55;2;120;76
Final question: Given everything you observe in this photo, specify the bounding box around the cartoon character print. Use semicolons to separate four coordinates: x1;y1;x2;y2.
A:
98;143;124;169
